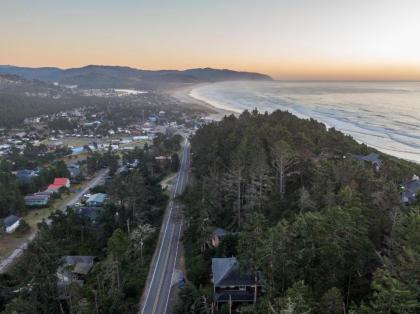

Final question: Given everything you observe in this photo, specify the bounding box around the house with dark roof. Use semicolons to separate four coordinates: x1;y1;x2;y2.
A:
353;153;382;171
212;257;261;307
75;207;103;224
211;228;230;248
401;175;420;204
3;215;21;234
15;169;38;184
24;194;50;207
67;164;81;179
57;256;95;299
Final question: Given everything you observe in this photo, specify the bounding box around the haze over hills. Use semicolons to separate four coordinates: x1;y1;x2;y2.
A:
0;65;272;89
0;73;66;95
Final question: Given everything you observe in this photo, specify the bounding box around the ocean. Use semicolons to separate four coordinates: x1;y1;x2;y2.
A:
190;81;420;163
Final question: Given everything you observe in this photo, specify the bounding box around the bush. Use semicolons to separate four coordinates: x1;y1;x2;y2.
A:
16;219;30;234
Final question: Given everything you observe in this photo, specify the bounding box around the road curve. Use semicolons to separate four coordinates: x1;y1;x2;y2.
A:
140;140;190;314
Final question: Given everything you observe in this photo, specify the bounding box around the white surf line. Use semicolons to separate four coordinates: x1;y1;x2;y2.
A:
141;143;187;313
163;219;183;314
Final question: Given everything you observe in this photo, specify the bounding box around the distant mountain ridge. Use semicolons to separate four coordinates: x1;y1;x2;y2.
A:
0;65;272;89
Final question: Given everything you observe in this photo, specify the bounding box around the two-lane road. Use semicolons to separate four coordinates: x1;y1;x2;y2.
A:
0;168;109;273
140;140;190;314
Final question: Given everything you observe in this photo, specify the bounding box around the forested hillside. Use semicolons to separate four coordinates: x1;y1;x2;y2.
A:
0;93;95;127
179;110;420;313
0;65;272;89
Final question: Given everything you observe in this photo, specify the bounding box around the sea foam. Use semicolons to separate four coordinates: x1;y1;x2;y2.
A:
190;81;420;163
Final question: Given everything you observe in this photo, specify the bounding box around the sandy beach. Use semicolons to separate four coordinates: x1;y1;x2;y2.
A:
166;83;236;121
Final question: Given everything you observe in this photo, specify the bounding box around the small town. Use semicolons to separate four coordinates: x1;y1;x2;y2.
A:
1;1;420;313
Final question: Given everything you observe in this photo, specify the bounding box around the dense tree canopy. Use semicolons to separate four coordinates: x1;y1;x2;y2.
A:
178;110;420;313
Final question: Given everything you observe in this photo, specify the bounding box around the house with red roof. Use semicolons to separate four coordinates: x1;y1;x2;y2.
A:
53;178;71;188
44;178;70;194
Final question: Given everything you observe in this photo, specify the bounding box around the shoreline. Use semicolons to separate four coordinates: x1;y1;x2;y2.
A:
166;82;420;164
166;83;237;121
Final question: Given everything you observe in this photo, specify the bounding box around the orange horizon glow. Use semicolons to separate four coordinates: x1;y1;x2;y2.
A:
4;59;420;81
1;0;420;81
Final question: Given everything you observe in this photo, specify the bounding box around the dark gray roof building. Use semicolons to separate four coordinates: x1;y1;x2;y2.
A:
401;175;420;204
3;215;20;227
353;153;382;171
212;257;254;287
76;207;103;223
15;169;38;184
212;257;260;306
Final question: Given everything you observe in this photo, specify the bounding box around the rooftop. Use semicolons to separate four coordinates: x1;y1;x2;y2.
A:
87;193;107;204
3;215;20;227
212;257;255;287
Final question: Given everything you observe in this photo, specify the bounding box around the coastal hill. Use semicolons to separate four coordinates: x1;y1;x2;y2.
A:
0;74;65;94
0;65;272;89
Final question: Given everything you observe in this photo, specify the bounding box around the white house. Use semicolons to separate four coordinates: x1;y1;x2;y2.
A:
3;215;21;234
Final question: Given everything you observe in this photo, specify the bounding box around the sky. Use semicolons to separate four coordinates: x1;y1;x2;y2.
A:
1;0;420;80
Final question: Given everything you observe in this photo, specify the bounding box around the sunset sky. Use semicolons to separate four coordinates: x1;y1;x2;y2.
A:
1;0;420;80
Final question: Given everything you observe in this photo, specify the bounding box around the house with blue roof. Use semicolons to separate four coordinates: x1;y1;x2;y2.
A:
24;194;50;207
86;193;107;207
3;215;21;234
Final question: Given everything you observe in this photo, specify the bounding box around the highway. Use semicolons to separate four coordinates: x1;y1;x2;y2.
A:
140;139;190;314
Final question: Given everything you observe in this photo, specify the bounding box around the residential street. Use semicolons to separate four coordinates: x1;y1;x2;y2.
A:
140;140;190;314
0;169;109;273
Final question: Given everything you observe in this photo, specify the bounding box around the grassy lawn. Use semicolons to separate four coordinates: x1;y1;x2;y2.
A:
0;182;87;261
121;139;150;148
57;152;89;164
0;202;58;260
161;173;177;190
42;137;93;147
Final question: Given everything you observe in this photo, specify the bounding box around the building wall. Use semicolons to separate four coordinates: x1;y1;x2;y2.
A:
5;220;20;233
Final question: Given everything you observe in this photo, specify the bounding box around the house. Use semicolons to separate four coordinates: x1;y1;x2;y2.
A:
67;164;81;178
212;257;261;307
148;115;158;123
76;207;103;223
24;194;50;207
353;153;382;171
15;169;38;184
47;141;64;150
53;178;71;188
44;185;60;194
3;215;21;234
401;174;420;204
57;256;95;299
43;178;70;194
155;156;171;168
34;191;53;197
86;193;107;207
211;228;230;248
15;132;27;139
